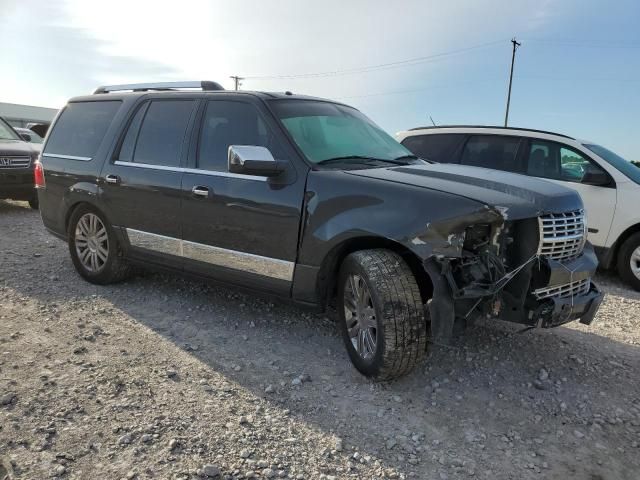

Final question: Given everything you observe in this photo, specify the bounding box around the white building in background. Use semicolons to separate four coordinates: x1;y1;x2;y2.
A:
0;102;58;128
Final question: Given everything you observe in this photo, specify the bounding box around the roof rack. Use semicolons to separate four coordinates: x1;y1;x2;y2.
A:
93;81;224;94
407;125;574;140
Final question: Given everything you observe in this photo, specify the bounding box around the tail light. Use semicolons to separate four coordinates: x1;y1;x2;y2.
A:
34;161;46;188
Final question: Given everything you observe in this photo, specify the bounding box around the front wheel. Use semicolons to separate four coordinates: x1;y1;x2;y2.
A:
337;249;428;381
617;232;640;291
67;205;131;284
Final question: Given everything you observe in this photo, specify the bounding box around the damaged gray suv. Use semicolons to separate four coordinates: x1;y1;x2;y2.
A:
37;81;603;380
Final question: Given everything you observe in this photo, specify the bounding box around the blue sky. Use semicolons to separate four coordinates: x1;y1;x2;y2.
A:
1;0;639;159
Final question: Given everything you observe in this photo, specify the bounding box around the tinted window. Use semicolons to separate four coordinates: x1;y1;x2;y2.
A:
401;134;465;162
198;100;284;171
45;101;120;158
460;135;523;172
527;140;607;183
133;100;196;167
117;103;149;162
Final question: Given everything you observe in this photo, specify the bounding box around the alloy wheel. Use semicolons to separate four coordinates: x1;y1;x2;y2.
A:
343;273;377;360
75;213;109;273
630;246;640;280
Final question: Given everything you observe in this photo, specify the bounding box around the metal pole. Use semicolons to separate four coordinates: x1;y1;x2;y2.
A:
230;76;244;91
504;38;521;127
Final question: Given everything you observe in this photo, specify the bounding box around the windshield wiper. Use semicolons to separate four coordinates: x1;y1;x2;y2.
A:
395;154;433;164
394;154;419;161
316;155;411;166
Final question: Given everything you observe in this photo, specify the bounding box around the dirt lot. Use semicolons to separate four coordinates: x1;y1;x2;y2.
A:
0;200;638;480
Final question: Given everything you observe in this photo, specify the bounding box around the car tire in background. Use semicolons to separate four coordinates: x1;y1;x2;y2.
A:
67;204;131;285
617;232;640;291
28;196;39;210
337;249;428;381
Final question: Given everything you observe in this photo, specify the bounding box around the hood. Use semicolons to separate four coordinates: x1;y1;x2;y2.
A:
0;139;37;157
347;163;582;219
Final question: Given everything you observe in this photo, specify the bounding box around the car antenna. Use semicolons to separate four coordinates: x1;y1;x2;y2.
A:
429;115;437;127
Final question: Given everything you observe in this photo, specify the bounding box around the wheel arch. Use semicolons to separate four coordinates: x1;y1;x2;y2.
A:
606;222;640;269
60;182;105;234
316;235;433;310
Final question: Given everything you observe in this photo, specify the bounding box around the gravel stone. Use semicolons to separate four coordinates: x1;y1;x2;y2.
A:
0;203;637;479
202;464;221;477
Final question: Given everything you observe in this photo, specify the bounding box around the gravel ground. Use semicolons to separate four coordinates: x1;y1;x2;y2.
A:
0;200;638;480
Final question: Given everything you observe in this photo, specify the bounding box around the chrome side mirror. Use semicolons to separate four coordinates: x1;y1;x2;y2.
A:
228;145;285;177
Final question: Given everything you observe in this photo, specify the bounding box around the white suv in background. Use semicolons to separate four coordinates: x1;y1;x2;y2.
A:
396;126;640;289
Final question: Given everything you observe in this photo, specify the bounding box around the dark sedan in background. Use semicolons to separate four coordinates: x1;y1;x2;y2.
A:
0;116;41;209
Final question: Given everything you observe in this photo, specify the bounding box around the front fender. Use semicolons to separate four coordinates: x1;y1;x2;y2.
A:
298;170;505;267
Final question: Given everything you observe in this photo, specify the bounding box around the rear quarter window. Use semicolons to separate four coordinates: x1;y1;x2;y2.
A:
401;133;465;163
44;101;121;159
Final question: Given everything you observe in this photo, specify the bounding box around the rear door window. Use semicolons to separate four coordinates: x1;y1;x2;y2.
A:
45;101;120;159
117;103;149;162
401;133;465;163
460;135;523;173
127;100;196;167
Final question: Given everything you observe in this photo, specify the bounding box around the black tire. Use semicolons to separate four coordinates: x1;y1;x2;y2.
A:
28;196;39;210
617;232;640;291
67;205;131;285
337;249;428;381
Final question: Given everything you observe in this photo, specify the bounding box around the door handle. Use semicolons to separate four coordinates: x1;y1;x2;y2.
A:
191;186;209;198
105;174;120;185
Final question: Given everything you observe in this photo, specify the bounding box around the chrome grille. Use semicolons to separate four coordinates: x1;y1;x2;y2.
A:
534;277;590;300
0;156;31;169
538;209;585;261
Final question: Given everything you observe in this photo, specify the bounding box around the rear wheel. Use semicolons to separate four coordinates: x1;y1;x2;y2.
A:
337;249;428;381
67;205;131;284
617;232;640;291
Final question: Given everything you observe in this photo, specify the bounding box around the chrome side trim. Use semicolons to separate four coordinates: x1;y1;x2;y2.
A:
43;153;92;161
123;228;293;281
182;167;268;182
113;161;268;181
126;228;181;257
182;240;294;281
114;161;182;172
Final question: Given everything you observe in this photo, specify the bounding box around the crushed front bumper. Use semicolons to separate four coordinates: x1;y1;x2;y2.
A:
531;282;603;328
527;243;603;327
426;242;604;343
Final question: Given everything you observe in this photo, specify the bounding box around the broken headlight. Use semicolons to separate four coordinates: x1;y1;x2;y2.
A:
463;224;492;253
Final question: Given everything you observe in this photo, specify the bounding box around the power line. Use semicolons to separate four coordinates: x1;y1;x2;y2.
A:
244;39;507;80
524;38;640;49
335;78;500;100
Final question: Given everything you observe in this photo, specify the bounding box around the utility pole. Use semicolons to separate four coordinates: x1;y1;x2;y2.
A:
504;38;521;127
229;75;244;91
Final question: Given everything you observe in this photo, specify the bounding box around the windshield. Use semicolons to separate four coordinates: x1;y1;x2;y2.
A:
584;143;640;185
270;100;414;165
0;118;21;141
